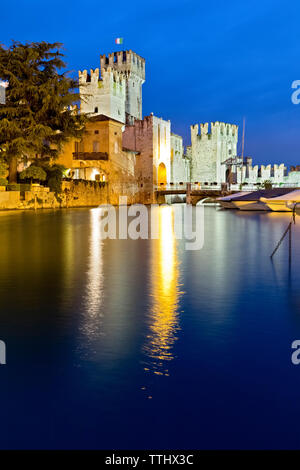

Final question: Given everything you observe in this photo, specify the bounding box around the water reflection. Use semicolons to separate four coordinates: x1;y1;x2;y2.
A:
80;208;104;343
143;206;182;377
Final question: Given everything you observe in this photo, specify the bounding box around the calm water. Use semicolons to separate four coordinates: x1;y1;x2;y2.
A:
0;206;300;449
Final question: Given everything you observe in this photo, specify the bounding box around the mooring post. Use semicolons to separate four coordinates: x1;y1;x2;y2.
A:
186;183;192;205
271;222;292;259
289;222;292;265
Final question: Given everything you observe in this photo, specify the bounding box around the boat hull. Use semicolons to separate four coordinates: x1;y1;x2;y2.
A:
232;201;270;211
263;201;292;212
219;201;238;209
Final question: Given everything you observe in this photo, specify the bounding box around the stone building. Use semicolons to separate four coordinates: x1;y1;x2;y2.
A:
189;122;238;184
56;114;140;205
122;113;171;202
79;50;145;125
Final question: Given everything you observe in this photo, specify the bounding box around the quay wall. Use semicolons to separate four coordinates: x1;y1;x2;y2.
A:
0;180;142;211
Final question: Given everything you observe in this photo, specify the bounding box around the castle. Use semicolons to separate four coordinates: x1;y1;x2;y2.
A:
57;49;300;199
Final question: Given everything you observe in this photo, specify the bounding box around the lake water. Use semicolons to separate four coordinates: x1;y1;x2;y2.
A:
0;205;300;449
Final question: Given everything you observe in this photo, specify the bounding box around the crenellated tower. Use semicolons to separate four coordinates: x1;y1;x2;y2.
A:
79;66;126;123
79;50;145;124
100;50;145;124
190;121;238;183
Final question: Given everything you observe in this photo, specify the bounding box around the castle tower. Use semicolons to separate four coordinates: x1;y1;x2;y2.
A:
79;66;126;123
100;50;145;124
190;122;238;184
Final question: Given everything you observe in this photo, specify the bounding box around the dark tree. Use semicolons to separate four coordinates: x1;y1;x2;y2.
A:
0;41;86;182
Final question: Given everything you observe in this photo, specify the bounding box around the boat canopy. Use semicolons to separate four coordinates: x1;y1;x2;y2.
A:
260;189;300;201
217;191;252;202
224;188;295;202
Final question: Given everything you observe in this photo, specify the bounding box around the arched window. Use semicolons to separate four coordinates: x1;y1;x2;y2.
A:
94;107;98;113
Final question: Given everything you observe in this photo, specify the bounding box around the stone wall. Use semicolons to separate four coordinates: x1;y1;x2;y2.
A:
237;163;289;185
122;115;156;204
171;133;190;183
79;68;126;123
0;181;109;211
190;122;238;183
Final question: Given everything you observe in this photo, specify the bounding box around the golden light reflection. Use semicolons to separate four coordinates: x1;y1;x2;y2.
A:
85;208;104;317
80;208;105;345
143;205;182;377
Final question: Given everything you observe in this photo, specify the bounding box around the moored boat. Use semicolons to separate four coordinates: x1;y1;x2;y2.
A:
217;191;253;209
231;188;295;211
260;189;300;212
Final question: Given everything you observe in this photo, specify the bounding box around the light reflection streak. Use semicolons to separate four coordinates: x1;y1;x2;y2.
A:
143;206;182;378
80;208;104;343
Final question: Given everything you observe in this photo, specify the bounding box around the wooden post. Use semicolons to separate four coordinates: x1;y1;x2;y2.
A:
186;183;192;205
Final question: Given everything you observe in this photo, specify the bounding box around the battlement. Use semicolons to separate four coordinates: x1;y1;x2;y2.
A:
79;68;99;84
211;122;238;136
191;122;238;139
100;50;145;81
79;67;125;96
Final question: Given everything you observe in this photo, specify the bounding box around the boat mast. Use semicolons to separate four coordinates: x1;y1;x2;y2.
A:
241;117;245;163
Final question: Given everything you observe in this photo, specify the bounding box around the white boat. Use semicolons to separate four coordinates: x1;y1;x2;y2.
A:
260;189;300;212
217;192;253;209
232;188;295;211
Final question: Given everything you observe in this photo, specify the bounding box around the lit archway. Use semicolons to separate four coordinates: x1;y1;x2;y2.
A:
158;163;167;186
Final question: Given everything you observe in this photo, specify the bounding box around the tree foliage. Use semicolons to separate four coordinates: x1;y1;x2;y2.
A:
20;165;47;182
0;41;86;182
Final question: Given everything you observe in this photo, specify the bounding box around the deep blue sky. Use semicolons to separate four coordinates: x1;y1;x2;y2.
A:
1;0;300;165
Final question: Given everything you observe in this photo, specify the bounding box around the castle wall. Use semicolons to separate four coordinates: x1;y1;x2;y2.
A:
237;162;289;186
190;122;238;184
153;116;171;185
122;115;155;203
171;133;190;182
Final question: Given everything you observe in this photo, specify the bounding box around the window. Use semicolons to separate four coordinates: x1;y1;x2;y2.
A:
94;107;98;113
94;130;99;134
93;141;100;152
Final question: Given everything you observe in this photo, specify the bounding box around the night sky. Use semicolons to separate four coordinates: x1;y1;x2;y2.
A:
1;0;300;165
